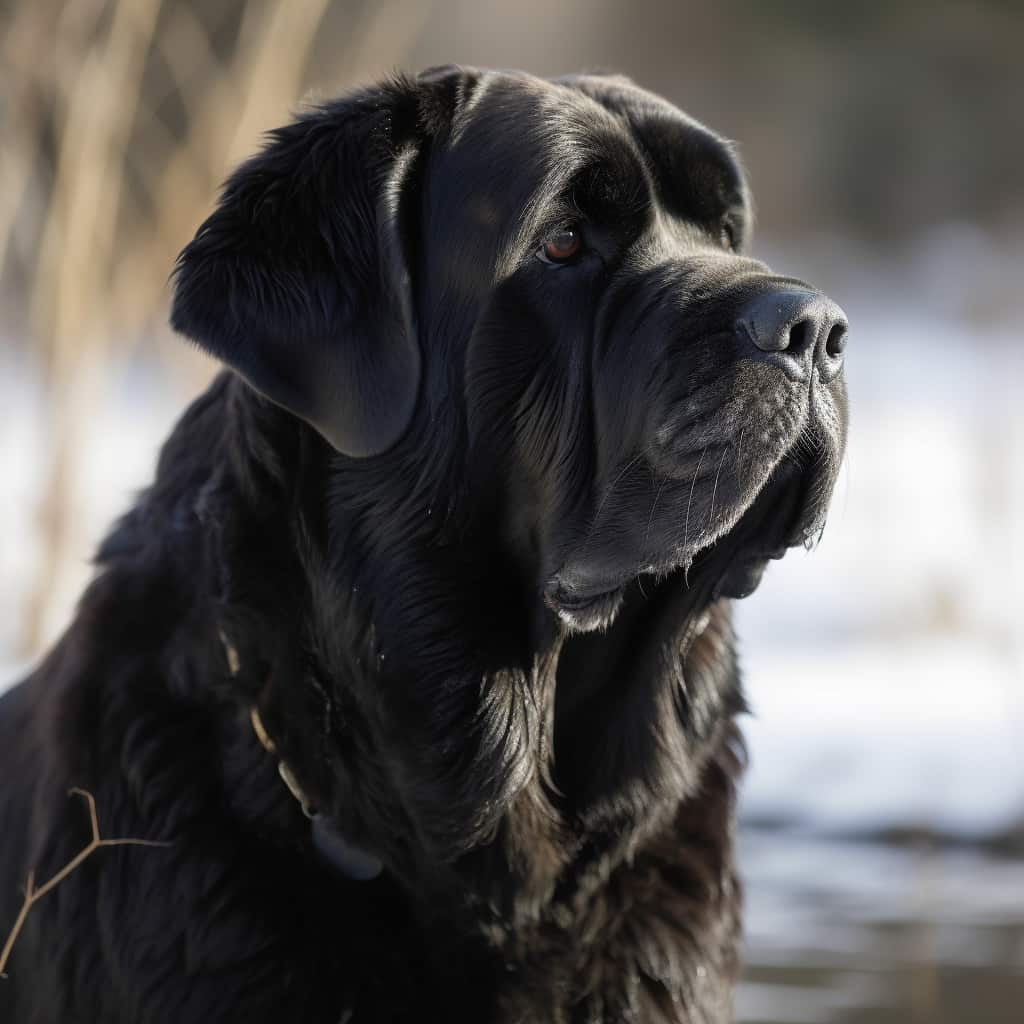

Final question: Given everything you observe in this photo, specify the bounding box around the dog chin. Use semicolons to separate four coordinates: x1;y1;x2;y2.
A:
548;453;835;633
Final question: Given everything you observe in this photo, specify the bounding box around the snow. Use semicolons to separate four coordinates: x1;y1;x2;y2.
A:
738;639;1024;839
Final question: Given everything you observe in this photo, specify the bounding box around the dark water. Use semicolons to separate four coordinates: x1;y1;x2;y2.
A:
737;832;1024;1023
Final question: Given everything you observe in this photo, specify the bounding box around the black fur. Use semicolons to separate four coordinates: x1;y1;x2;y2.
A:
0;68;847;1022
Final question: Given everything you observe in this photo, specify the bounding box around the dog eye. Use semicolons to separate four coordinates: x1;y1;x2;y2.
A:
537;226;582;265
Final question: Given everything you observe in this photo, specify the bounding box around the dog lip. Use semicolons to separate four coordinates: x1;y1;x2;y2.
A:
544;583;620;612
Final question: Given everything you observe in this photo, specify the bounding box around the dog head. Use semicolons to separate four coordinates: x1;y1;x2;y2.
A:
171;67;847;868
173;67;847;635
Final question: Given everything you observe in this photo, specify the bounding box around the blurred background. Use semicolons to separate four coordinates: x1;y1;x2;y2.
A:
1;1;1022;1020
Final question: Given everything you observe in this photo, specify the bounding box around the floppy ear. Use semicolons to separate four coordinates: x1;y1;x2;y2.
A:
171;78;434;457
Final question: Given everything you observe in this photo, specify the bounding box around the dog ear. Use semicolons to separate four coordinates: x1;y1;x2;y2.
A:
171;78;439;457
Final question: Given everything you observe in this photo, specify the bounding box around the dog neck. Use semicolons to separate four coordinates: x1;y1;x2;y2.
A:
221;629;383;882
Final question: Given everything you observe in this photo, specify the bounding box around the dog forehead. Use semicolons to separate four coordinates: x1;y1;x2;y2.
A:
426;71;743;234
432;71;638;202
560;73;750;220
452;70;622;145
416;73;644;279
414;70;747;291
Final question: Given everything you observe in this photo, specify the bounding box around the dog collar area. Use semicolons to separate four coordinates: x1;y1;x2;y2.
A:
249;706;384;883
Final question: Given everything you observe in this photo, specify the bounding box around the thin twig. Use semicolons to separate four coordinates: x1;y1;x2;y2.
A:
0;788;170;978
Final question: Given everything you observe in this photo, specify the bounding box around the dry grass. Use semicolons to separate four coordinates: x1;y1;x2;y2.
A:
0;0;428;654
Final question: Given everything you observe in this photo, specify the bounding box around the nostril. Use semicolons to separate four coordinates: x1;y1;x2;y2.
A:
786;319;811;355
825;322;848;358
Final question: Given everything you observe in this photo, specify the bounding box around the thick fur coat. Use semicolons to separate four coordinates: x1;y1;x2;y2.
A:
0;67;847;1022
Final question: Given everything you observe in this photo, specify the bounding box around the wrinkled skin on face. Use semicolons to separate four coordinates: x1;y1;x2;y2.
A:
443;73;848;632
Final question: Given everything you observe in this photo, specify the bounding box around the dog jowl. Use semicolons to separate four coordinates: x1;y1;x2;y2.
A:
1;67;846;1023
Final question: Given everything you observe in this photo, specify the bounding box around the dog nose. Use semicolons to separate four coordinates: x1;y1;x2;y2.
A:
735;288;847;381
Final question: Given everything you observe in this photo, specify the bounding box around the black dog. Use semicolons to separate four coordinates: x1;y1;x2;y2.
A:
0;67;847;1022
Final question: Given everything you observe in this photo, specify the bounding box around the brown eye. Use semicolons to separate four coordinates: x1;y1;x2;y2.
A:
538;226;582;264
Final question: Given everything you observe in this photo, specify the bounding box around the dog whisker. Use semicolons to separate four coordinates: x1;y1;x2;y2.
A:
642;473;671;559
733;425;748;491
706;446;730;536
577;450;646;559
681;445;709;582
